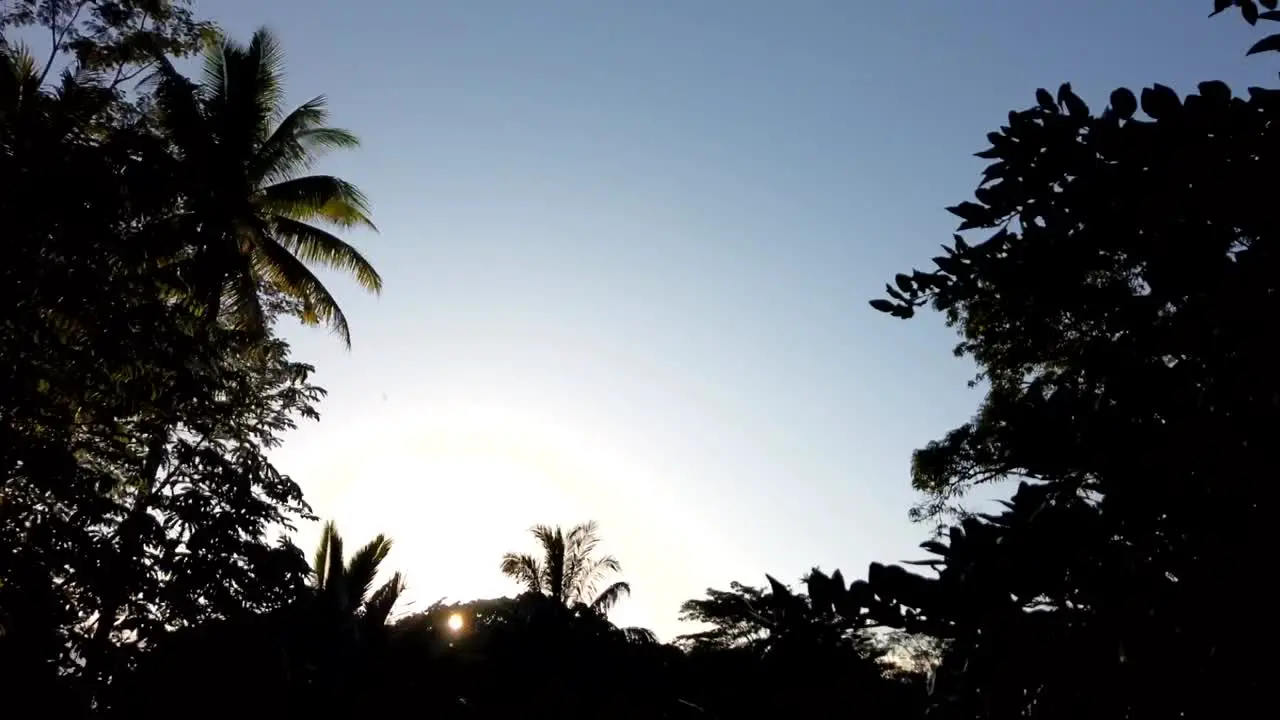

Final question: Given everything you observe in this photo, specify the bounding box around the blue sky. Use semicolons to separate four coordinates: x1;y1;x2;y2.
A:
193;0;1274;638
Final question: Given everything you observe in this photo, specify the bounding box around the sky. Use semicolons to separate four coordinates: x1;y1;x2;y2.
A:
190;0;1276;640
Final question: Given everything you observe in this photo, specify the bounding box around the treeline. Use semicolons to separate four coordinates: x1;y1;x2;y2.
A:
2;1;1276;718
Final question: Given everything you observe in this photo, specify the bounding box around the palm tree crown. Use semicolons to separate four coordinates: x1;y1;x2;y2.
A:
500;521;631;615
149;27;380;345
312;520;404;628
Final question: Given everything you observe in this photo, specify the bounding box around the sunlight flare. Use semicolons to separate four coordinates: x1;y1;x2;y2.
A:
447;612;464;632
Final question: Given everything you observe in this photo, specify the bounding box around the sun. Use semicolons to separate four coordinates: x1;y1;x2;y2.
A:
447;613;464;632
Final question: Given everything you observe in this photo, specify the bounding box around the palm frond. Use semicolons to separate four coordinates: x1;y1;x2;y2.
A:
361;571;404;627
199;30;229;111
621;626;658;645
2;40;39;85
590;580;631;615
267;216;381;294
245;28;286;124
322;526;345;598
142;54;210;163
260;174;376;230
343;534;394;614
499;552;543;594
250;229;354;346
222;250;268;338
1;45;48;129
201;27;285;159
313;519;338;589
529;524;559;546
249;96;334;182
568;520;602;543
563;521;618;603
297;127;361;154
538;526;567;603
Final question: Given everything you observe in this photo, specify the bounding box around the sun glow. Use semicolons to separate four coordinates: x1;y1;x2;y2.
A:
281;397;730;641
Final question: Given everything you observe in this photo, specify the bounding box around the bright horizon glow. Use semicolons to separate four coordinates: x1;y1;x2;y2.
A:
274;395;754;641
447;613;464;632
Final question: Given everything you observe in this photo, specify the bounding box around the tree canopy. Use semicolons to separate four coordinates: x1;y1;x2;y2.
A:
2;1;1274;718
858;2;1277;716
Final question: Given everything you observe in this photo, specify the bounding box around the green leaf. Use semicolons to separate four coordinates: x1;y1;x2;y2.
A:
946;201;987;222
1110;87;1138;119
1140;84;1181;120
911;269;938;289
980;162;1007;184
765;574;790;601
1057;83;1089;118
1197;80;1232;104
920;540;949;557
1243;0;1259;24
1263;0;1278;10
1211;0;1233;14
1035;88;1056;112
869;299;897;314
894;273;914;294
1262;10;1280;20
1246;34;1280;54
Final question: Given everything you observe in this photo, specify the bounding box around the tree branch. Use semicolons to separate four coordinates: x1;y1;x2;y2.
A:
108;8;150;89
37;0;90;87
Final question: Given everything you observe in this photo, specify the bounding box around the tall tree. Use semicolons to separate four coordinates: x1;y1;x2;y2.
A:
147;27;380;345
0;42;334;711
863;3;1278;717
500;521;631;615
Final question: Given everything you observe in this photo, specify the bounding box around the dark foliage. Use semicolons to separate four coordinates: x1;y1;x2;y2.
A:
861;3;1277;717
3;1;1274;719
0;0;211;88
676;570;919;719
0;15;355;715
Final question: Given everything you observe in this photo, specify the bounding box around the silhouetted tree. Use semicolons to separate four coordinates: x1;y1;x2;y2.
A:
864;3;1278;717
500;521;631;615
0;21;370;714
675;570;905;719
116;524;413;718
147;27;380;344
385;592;681;719
0;0;210;89
677;569;873;654
18;2;1280;719
311;520;404;630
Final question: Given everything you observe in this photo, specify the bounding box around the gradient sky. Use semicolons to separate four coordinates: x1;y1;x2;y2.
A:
193;0;1273;640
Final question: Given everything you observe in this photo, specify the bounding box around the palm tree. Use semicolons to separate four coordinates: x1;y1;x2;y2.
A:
147;28;380;346
500;521;631;615
311;520;404;630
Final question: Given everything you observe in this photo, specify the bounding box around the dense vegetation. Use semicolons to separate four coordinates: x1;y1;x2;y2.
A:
1;0;1274;717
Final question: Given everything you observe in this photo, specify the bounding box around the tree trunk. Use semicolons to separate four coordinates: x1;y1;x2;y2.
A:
86;247;225;687
85;423;168;683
